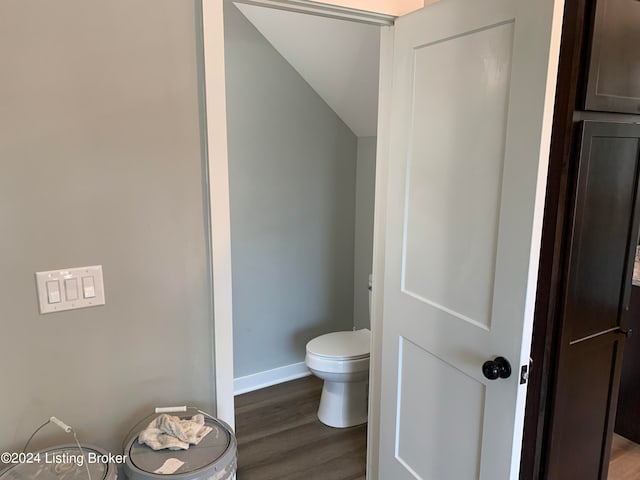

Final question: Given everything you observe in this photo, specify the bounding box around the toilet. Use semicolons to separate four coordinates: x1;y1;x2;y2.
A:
305;328;371;428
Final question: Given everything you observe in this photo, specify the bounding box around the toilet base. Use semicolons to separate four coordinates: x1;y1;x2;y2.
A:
317;379;368;428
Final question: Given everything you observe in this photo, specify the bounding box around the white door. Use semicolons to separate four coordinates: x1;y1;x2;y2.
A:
375;0;563;478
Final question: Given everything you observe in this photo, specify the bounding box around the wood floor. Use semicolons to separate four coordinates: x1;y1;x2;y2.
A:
609;434;640;480
234;376;367;480
236;377;640;480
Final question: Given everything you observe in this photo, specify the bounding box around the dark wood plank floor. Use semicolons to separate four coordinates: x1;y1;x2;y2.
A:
609;434;640;480
235;376;367;480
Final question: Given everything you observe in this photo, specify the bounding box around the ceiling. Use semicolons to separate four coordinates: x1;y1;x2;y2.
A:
235;3;381;137
311;0;424;16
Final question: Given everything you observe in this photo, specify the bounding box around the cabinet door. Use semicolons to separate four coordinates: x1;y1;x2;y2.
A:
585;0;640;113
615;284;640;442
546;121;640;480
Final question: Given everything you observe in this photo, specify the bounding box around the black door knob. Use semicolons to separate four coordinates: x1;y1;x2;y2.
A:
482;356;512;380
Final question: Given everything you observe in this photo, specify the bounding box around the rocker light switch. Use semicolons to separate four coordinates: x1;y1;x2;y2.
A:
82;276;96;298
65;278;79;301
46;281;61;304
36;265;105;314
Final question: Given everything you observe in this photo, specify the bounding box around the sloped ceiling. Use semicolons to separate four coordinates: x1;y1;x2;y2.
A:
235;3;380;137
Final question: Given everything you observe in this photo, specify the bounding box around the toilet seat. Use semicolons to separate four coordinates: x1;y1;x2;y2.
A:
305;329;371;374
306;351;369;374
305;329;370;360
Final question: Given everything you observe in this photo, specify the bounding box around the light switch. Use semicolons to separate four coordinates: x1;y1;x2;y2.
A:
65;278;79;301
82;276;96;298
46;281;61;304
36;265;105;314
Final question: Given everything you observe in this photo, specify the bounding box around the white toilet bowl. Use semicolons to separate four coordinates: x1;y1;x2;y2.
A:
305;328;371;428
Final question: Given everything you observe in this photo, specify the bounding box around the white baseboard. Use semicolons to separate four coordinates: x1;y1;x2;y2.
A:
234;362;311;395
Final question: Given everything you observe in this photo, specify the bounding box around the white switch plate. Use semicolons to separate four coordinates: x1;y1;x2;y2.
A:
36;265;105;314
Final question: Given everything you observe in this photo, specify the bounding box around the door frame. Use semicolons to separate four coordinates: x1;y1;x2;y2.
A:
366;24;393;480
201;0;236;429
518;1;589;475
200;1;399;473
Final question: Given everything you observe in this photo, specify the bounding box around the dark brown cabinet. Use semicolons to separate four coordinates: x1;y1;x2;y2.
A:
585;0;640;113
615;285;640;442
545;121;640;479
521;1;640;478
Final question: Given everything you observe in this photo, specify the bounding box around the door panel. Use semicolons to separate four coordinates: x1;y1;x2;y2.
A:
615;285;640;443
376;0;564;478
567;133;640;341
548;334;625;479
396;337;486;479
546;121;640;480
585;0;640;114
402;21;514;330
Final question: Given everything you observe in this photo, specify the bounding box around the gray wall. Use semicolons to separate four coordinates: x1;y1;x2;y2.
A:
0;0;213;455
354;137;377;330
224;2;357;379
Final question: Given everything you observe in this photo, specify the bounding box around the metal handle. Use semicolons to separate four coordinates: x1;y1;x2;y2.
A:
482;356;512;380
618;328;633;338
